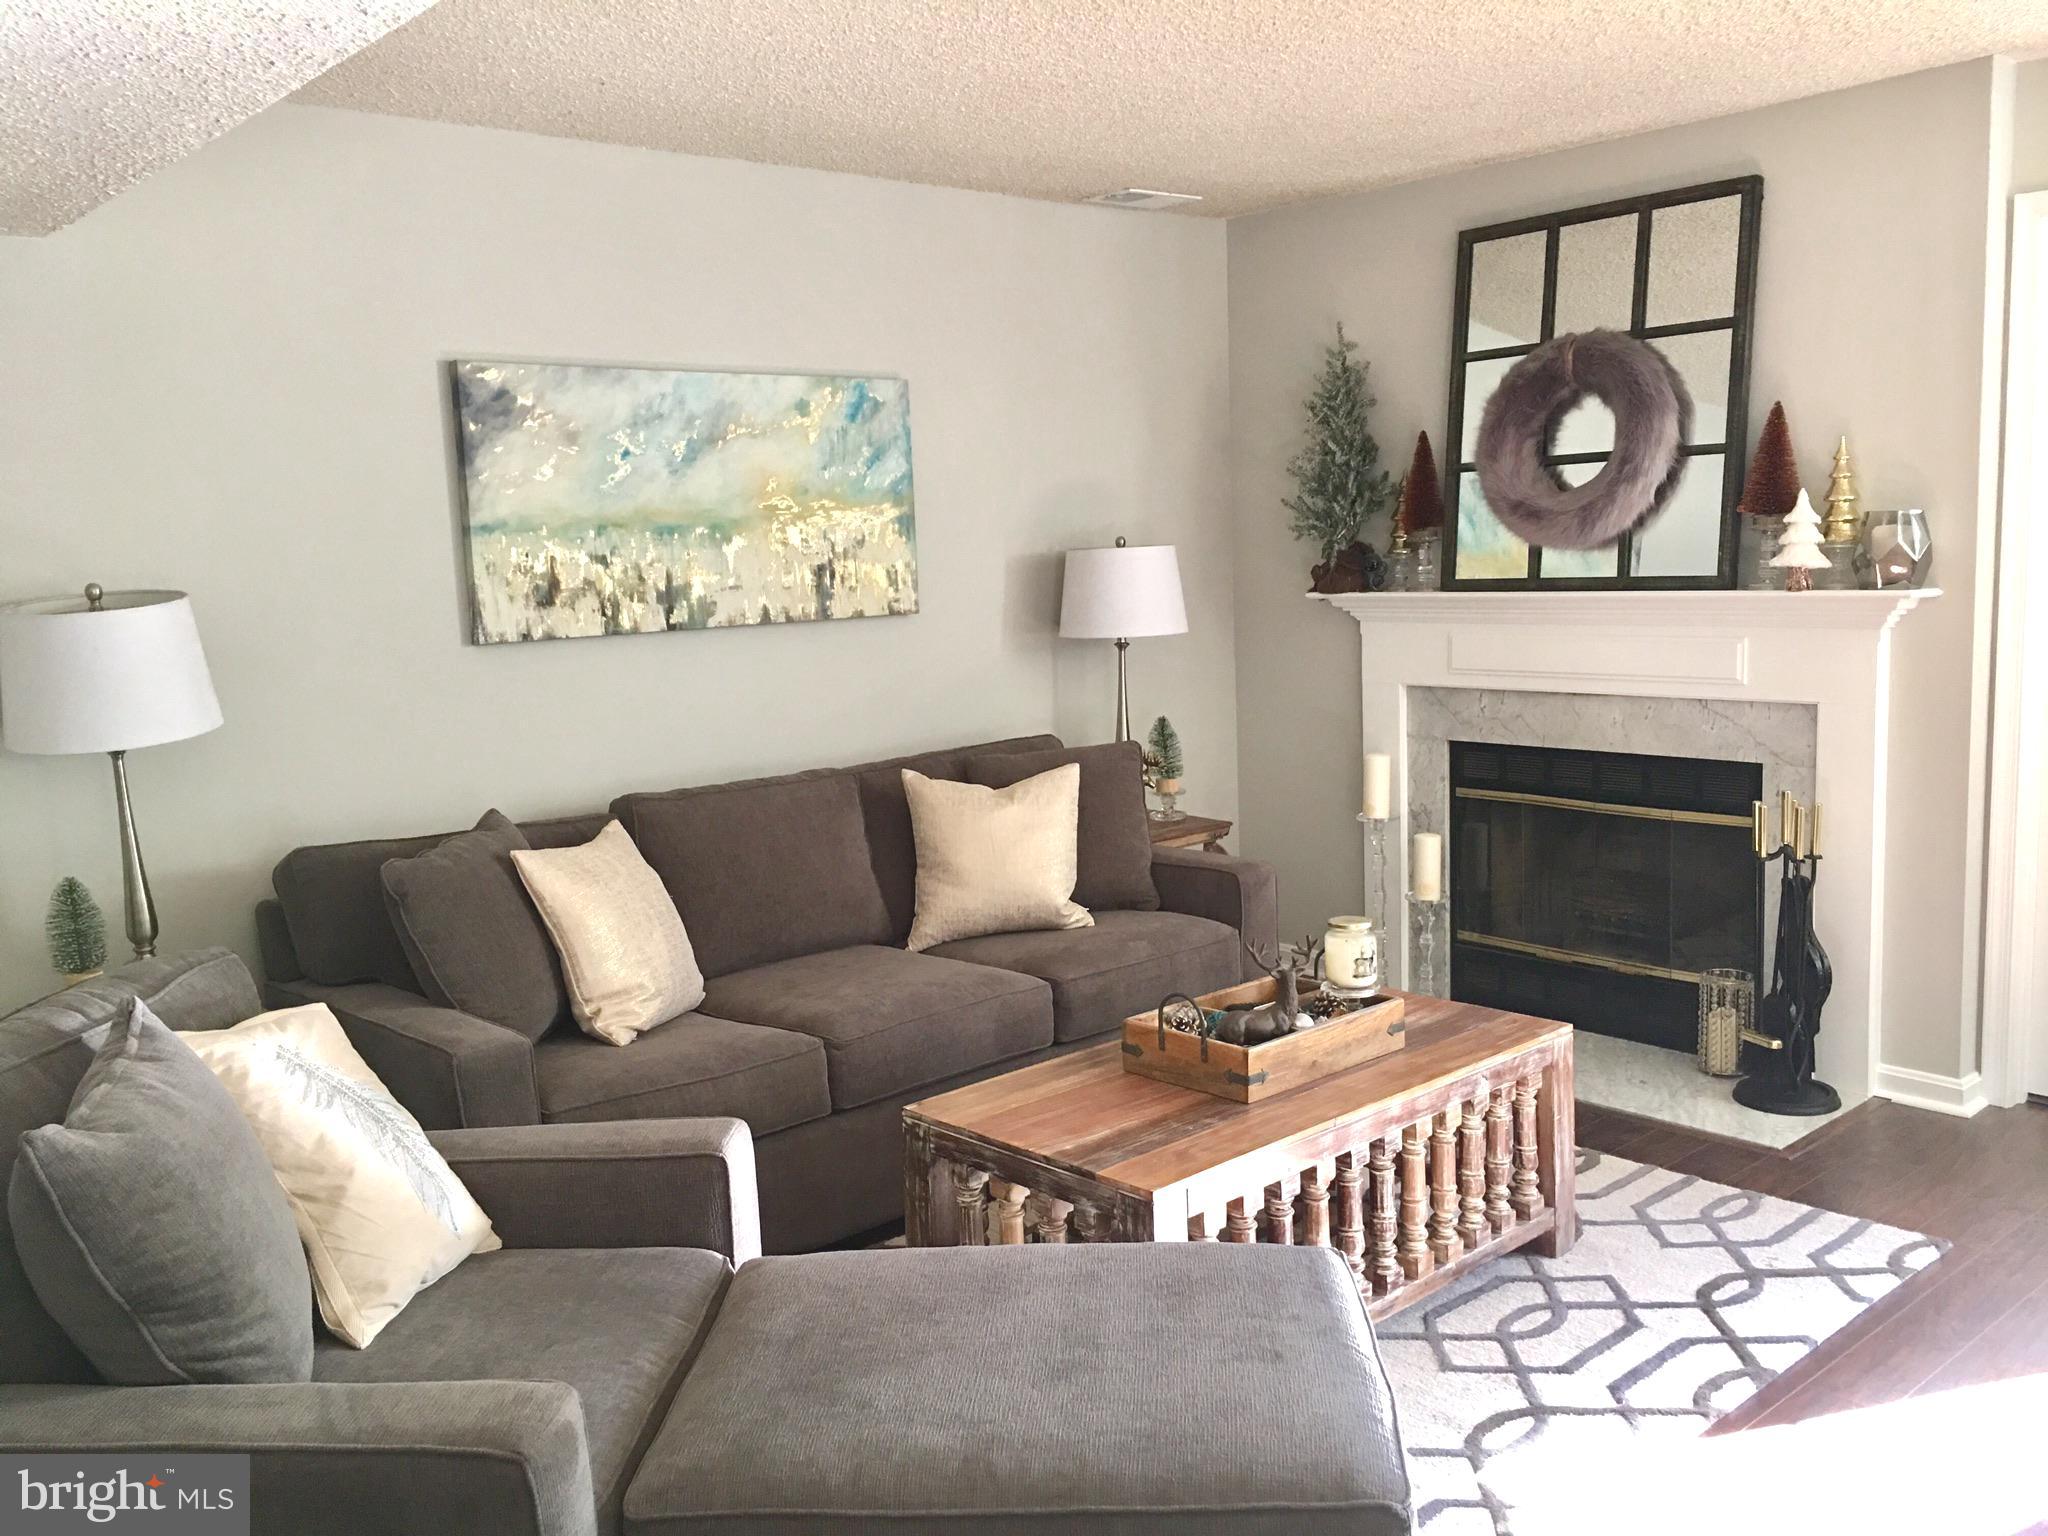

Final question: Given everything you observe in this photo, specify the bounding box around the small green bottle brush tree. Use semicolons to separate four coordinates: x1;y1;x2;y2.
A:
1145;715;1184;789
47;877;108;980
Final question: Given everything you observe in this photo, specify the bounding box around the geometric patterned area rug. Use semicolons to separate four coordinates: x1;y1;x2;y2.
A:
1377;1151;1946;1535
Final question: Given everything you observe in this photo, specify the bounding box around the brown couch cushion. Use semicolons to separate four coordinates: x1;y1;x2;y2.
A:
844;735;1064;940
273;812;607;989
534;1014;830;1136
379;811;570;1042
927;910;1240;1042
855;750;969;942
966;741;1159;911
615;777;894;979
701;947;1053;1109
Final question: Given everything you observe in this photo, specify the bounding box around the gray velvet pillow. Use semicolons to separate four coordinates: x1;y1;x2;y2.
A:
967;742;1160;911
381;809;571;1041
8;997;314;1385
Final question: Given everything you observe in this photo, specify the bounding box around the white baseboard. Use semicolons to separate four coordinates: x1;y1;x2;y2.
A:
1873;1065;1990;1117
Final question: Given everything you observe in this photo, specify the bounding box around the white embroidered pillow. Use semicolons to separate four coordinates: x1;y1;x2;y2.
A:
511;820;705;1046
903;764;1093;951
181;1004;499;1349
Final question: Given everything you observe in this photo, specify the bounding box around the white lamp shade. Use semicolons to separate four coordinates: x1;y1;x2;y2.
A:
0;590;223;755
1058;544;1187;639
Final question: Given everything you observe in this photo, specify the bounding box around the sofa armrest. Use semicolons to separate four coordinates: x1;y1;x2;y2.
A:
430;1118;761;1264
0;1380;595;1536
1152;847;1279;978
267;979;540;1129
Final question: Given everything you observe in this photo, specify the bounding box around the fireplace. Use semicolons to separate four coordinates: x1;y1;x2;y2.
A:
1447;741;1764;1053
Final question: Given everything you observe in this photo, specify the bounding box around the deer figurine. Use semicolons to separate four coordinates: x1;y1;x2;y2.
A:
1206;939;1312;1047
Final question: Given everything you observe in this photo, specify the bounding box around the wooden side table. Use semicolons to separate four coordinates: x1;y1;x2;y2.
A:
1148;813;1232;853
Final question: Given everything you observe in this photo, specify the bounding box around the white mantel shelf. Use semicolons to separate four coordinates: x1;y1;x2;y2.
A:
1313;588;1940;631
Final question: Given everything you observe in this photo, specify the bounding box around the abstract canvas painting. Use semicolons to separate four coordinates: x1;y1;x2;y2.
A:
451;361;917;644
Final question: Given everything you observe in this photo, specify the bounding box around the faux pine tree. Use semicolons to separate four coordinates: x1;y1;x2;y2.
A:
1144;715;1186;821
46;877;108;980
1285;323;1394;583
1145;715;1184;786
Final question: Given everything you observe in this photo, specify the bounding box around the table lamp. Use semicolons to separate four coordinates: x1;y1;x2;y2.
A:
1058;539;1186;741
0;585;223;959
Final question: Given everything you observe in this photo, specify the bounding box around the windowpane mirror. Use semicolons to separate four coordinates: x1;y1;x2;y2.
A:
1443;176;1761;589
1553;216;1636;333
1466;232;1546;351
1455;477;1528;581
1459;356;1516;453
1536;465;1621;579
1631;455;1726;578
1652;328;1734;445
1647;196;1741;326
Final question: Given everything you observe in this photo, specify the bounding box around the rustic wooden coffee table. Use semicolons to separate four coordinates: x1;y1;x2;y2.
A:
904;991;1574;1318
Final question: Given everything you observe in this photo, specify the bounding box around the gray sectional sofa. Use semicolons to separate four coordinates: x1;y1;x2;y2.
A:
0;951;1413;1536
256;734;1279;1252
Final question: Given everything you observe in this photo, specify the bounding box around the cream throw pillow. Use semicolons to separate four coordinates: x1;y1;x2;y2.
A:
181;1004;499;1350
511;820;705;1046
904;764;1093;951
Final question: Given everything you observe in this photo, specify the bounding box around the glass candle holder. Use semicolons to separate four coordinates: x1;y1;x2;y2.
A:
1697;968;1753;1077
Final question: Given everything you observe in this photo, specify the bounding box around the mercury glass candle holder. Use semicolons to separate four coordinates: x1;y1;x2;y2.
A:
1697;968;1753;1077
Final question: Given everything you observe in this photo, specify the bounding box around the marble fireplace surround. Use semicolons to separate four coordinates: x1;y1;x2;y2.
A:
1407;687;1815;1008
1317;589;1940;1110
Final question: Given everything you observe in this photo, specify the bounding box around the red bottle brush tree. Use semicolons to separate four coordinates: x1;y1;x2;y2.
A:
1393;431;1445;542
1739;402;1804;523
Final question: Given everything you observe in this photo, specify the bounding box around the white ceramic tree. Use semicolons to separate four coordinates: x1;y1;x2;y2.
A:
1769;488;1830;592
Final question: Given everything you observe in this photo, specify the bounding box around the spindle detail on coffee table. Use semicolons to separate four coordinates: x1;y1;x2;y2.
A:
904;992;1574;1319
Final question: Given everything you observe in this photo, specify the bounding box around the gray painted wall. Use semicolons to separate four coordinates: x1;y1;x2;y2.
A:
1227;60;2011;1083
0;105;1234;1008
2017;57;2048;191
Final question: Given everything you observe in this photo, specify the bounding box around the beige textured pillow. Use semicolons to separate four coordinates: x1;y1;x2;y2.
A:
511;819;705;1045
181;1004;499;1350
903;764;1093;951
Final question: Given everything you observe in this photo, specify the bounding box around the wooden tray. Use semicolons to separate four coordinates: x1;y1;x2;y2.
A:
1119;976;1406;1103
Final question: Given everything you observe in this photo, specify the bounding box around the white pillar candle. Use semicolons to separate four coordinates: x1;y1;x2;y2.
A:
1363;754;1392;820
1410;832;1442;902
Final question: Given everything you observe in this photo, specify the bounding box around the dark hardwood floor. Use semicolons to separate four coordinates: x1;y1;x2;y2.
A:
1578;1093;2048;1438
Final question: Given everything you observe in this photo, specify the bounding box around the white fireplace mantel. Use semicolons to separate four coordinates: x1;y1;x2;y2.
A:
1312;586;1941;1108
1318;587;1935;632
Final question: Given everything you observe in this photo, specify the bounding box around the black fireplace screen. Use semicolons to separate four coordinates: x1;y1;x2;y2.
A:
1448;741;1763;1052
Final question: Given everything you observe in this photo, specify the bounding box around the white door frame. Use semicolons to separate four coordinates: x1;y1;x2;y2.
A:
1982;189;2048;1105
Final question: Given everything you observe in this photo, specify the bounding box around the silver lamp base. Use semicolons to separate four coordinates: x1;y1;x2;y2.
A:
109;750;159;960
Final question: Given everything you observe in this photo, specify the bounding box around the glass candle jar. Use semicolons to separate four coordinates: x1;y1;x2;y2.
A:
1322;916;1380;995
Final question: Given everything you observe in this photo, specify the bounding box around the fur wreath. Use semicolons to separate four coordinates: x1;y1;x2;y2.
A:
1474;330;1692;550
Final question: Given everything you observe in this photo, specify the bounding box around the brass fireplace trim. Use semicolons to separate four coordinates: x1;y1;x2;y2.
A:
1454;929;1705;986
1453;786;1753;829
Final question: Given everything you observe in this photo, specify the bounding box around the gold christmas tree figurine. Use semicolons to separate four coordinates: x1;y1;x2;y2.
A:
1821;436;1861;544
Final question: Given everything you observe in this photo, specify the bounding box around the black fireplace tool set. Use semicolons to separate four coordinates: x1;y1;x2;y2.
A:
1738;791;1840;1116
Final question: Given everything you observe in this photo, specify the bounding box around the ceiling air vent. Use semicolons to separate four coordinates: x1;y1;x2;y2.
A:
1083;188;1203;211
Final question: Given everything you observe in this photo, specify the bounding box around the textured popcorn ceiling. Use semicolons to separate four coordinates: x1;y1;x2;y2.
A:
1;0;434;234
295;0;2048;217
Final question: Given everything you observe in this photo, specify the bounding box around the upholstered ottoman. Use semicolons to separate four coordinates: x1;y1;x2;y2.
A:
624;1243;1412;1535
